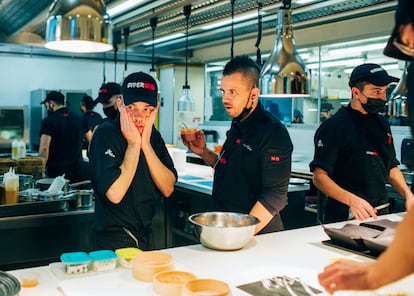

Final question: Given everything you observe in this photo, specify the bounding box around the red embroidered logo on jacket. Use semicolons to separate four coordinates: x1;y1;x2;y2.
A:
270;155;280;162
64;113;69;117
219;157;227;165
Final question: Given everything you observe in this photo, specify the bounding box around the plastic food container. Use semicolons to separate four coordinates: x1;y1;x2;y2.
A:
89;250;118;272
132;251;174;282
60;252;90;275
153;270;197;296
115;247;142;268
182;279;231;296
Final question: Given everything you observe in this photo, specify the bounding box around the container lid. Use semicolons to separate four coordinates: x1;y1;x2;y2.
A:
60;252;90;264
115;247;142;260
89;250;117;261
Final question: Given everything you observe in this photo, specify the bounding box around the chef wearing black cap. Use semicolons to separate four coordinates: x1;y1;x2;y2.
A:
95;82;122;121
89;72;177;251
39;91;89;182
310;63;414;223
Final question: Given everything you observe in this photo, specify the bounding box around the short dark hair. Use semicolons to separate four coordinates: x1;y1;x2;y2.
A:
81;95;96;110
222;55;260;88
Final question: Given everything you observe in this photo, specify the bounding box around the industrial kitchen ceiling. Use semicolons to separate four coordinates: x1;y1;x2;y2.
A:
0;0;398;64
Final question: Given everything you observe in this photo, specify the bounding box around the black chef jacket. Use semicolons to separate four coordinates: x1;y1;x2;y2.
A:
40;107;85;181
310;105;399;223
213;102;293;232
89;117;177;250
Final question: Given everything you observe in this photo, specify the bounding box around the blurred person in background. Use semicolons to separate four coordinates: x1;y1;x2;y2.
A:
80;95;102;150
39;91;90;182
319;1;414;292
94;82;122;121
320;103;334;122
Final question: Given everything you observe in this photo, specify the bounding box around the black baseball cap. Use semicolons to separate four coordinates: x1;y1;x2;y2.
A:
321;103;334;112
95;82;121;104
348;63;399;87
122;72;158;107
41;91;65;104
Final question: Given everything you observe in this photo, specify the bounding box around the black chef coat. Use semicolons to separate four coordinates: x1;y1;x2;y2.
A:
213;102;293;232
40;107;85;181
89;118;177;250
310;104;399;223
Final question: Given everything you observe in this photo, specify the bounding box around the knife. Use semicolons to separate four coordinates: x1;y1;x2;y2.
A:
348;203;390;220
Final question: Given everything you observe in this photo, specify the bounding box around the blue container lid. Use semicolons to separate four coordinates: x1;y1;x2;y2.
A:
89;250;117;261
60;252;90;264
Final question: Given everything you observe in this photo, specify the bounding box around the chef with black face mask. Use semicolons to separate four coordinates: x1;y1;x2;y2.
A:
95;82;122;121
310;63;414;223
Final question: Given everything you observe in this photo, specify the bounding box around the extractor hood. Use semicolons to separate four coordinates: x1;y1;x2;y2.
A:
260;3;310;97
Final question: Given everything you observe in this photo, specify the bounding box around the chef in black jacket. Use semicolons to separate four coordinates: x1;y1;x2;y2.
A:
182;55;293;234
89;72;177;250
310;63;414;223
39;91;89;182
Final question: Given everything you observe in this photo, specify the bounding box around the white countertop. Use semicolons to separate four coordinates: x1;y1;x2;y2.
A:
9;213;414;296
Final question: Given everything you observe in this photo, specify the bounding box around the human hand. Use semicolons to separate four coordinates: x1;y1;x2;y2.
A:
318;259;374;293
182;130;206;156
119;102;141;146
349;195;377;221
141;103;158;148
405;194;414;211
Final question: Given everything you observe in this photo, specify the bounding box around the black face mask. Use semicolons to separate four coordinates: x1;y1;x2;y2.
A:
46;106;54;116
361;97;386;114
103;105;118;120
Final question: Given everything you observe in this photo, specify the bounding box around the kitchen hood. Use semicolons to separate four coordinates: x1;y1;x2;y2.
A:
260;5;309;97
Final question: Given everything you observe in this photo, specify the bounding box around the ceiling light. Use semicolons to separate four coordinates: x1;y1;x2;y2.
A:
260;0;310;97
202;13;259;30
307;58;364;69
143;33;185;46
45;0;113;53
177;5;195;112
328;43;387;56
107;0;144;17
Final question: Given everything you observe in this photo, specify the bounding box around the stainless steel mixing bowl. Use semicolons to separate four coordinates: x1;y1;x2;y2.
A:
188;211;260;251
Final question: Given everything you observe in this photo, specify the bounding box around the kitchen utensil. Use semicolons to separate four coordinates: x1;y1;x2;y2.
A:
153;270;197;296
0;270;21;296
182;279;231;296
188;211;260;251
132;251;174;282
348;203;390;220
36;177;69;191
68;189;93;208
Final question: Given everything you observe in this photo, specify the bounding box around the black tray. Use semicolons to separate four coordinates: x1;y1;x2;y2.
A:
322;219;399;259
0;197;73;218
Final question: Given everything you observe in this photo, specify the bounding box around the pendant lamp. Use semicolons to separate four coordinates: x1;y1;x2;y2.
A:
260;0;309;97
389;61;409;117
45;0;113;53
177;4;195;112
149;17;161;95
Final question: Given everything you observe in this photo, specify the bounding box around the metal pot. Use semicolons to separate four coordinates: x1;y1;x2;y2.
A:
69;189;94;208
36;178;69;191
